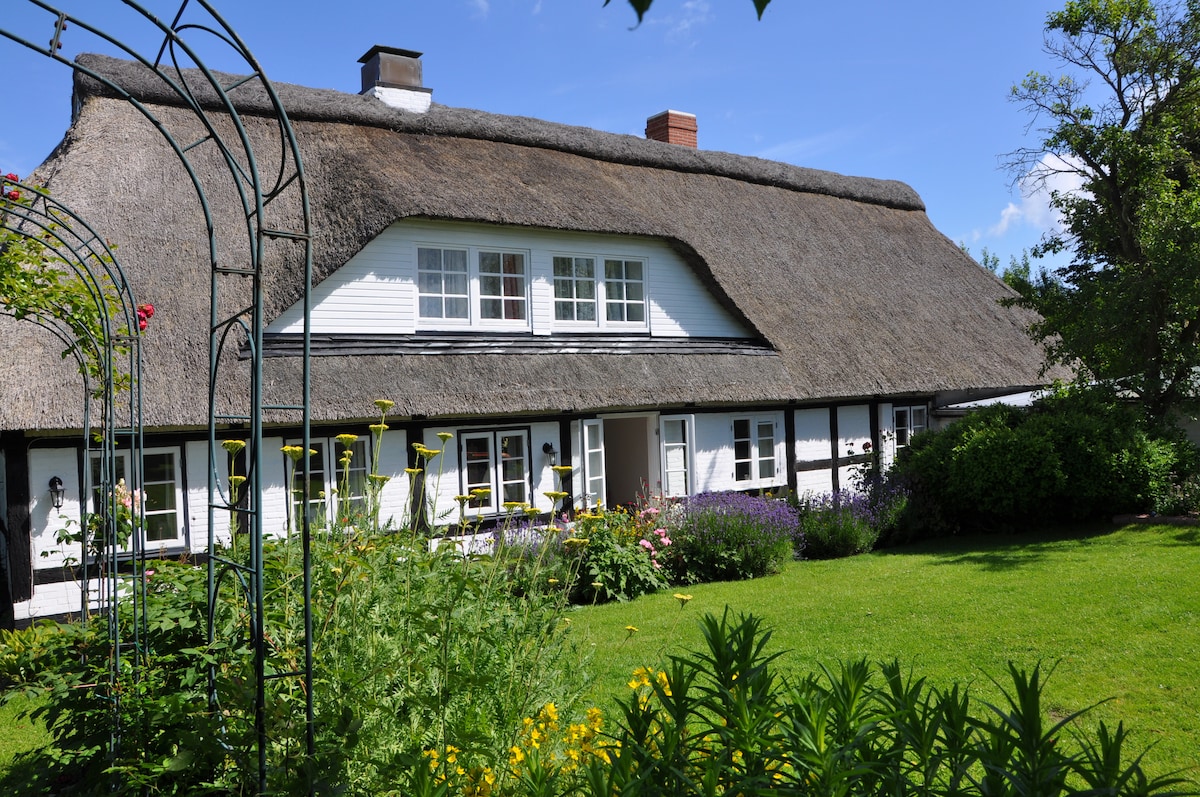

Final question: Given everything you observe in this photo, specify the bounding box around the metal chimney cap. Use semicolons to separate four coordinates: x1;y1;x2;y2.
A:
358;45;423;64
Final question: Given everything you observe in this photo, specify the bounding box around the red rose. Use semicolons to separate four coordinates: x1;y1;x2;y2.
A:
138;318;148;332
3;173;17;182
4;190;18;200
138;303;155;319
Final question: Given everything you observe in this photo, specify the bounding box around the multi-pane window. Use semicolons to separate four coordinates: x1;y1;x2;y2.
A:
604;258;646;323
478;250;527;321
417;246;469;319
286;436;371;526
88;448;183;547
461;430;530;514
733;417;777;484
894;405;928;448
553;256;597;321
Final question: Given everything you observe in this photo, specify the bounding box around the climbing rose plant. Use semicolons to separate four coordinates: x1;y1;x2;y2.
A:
0;172;141;395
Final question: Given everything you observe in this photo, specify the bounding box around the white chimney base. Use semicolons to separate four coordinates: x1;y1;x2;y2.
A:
363;85;432;113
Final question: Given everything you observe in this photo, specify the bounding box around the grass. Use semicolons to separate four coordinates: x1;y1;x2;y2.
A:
568;522;1200;778
0;692;50;771
3;522;1197;781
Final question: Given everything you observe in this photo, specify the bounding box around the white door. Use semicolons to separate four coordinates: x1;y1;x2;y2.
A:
581;419;606;509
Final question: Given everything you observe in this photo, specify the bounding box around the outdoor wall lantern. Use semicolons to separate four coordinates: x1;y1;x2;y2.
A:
48;476;65;509
542;442;558;467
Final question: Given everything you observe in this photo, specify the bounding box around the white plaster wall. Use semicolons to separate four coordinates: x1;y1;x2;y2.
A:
794;408;834;495
692;411;787;495
837;404;872;491
28;446;82;570
185;439;229;550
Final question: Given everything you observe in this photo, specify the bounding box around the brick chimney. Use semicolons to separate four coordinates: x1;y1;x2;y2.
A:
645;110;697;148
359;45;432;113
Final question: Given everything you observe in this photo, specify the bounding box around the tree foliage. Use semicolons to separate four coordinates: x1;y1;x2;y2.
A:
0;175;131;396
1009;0;1200;420
605;0;772;25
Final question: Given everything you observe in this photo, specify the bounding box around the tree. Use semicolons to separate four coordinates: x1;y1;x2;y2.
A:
606;0;772;24
1009;0;1200;421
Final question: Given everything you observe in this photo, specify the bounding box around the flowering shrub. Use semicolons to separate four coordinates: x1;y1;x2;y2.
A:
663;491;801;584
567;507;670;603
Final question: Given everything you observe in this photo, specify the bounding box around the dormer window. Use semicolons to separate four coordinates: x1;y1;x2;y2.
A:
417;245;529;328
551;254;647;330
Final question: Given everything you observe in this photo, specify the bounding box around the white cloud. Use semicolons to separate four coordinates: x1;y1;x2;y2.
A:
972;153;1087;243
753;126;864;163
644;0;711;43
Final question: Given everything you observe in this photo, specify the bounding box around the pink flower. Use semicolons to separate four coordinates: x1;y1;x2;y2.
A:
652;560;662;569
4;173;17;182
640;507;660;518
654;527;668;537
659;537;671;546
639;539;654;551
139;303;155;319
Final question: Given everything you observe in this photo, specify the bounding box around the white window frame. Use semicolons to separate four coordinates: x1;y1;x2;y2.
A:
417;245;470;322
88;447;185;549
415;243;531;330
581;419;606;509
552;255;598;323
549;251;649;331
603;258;647;327
460;429;531;515
893;404;928;449
285;436;372;527
732;415;780;487
659;415;694;498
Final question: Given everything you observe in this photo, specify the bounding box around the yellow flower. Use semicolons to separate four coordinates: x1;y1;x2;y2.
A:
404;468;422;476
369;423;389;434
228;475;247;489
369;474;391;485
280;445;315;461
551;465;574;475
454;494;471;504
335;433;359;447
221;439;247;455
544;490;569;501
563;537;589;549
674;593;693;608
373;399;394;412
547;577;559;585
625;625;639;634
502;501;525;511
524;506;541;517
437;431;453;442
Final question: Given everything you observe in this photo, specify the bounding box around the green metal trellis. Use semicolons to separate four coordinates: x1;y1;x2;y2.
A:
0;2;315;792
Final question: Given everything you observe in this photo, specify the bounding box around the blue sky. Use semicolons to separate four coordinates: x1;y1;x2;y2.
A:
1;1;1075;271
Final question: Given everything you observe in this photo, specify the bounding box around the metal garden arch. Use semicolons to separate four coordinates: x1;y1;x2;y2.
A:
0;2;315;791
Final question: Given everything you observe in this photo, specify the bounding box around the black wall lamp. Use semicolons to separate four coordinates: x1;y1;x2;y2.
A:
48;476;65;509
542;442;558;466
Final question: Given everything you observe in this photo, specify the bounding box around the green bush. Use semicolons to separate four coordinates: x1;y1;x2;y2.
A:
889;387;1200;540
1;532;590;795
662;492;800;584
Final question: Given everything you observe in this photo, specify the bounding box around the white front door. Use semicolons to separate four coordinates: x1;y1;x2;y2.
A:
581;419;606;510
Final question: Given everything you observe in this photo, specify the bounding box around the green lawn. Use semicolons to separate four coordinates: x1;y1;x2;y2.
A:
568;522;1200;777
3;522;1197;780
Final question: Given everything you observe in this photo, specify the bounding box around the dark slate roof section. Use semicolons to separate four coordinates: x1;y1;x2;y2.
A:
257;333;780;358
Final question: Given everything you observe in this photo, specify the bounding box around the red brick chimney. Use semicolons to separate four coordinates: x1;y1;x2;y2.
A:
645;110;697;148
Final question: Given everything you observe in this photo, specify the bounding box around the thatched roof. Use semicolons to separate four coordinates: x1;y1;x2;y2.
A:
0;54;1062;432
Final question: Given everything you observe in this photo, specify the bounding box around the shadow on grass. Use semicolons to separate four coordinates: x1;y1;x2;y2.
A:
875;523;1124;571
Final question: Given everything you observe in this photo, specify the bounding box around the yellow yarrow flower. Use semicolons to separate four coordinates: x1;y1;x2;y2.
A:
436;431;453;442
335;433;358;447
221;439;247;455
373;399;394;412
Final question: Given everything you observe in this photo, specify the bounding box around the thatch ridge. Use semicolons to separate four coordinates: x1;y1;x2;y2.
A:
73;53;923;212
